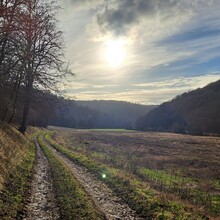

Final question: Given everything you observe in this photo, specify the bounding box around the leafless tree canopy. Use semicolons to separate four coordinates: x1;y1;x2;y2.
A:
0;0;71;132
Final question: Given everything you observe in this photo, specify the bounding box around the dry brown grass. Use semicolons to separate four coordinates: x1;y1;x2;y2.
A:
0;123;39;190
60;130;220;179
51;128;220;217
0;124;40;219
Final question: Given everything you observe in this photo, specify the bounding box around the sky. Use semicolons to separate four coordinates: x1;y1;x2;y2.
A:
58;0;220;105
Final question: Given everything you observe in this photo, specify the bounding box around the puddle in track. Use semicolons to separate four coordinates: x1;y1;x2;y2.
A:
23;138;60;220
44;137;143;220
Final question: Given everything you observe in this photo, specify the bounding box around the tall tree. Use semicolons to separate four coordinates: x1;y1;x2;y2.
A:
0;0;22;120
15;0;70;133
0;0;22;84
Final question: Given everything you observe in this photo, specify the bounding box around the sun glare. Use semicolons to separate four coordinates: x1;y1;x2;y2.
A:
105;40;126;67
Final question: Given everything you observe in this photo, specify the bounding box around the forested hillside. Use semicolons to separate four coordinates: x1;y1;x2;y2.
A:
136;80;220;134
0;84;155;129
50;100;156;129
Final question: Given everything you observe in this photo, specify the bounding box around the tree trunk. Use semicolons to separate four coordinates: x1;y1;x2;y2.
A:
19;68;33;133
8;92;18;123
1;72;21;122
19;89;31;133
8;71;22;123
1;91;14;121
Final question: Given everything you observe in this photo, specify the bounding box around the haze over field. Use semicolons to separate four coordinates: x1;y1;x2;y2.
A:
59;0;220;104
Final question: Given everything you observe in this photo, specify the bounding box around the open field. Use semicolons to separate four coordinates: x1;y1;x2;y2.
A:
49;127;220;219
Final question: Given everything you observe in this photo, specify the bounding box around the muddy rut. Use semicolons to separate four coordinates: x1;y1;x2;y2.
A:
24;138;60;220
43;137;143;220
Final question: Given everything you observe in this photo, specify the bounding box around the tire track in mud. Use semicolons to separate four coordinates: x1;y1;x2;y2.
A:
43;137;143;220
24;138;60;220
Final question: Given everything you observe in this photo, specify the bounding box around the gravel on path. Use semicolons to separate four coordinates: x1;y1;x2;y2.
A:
23;138;60;220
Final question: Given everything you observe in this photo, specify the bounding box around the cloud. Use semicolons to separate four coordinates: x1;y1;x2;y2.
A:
62;81;117;92
134;74;220;91
97;0;174;34
153;2;220;71
88;0;216;43
65;0;102;10
95;0;194;40
64;74;220;105
65;87;184;105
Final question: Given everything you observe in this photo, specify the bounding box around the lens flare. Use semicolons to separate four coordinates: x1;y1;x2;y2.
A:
102;173;107;179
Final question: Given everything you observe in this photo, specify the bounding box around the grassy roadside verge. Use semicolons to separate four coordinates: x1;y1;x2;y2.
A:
0;142;35;219
0;125;45;219
44;131;206;220
38;135;105;220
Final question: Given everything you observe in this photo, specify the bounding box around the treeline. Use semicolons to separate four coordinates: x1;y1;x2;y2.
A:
51;100;156;129
0;86;60;127
0;81;155;130
136;80;220;134
0;0;71;132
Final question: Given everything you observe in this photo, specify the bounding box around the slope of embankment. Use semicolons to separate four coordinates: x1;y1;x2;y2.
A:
0;124;38;219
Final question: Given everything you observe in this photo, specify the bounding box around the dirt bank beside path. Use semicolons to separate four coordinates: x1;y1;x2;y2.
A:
24;138;60;220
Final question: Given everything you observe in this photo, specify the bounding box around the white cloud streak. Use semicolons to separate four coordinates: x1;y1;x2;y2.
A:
64;74;220;104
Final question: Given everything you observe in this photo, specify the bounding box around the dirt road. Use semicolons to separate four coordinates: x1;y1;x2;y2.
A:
24;138;60;220
43;137;143;220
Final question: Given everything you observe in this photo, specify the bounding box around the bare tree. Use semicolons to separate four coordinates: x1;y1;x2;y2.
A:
14;0;71;133
0;0;72;131
0;0;25;121
0;0;22;83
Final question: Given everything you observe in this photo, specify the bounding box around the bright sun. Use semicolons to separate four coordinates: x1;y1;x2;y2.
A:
105;40;126;67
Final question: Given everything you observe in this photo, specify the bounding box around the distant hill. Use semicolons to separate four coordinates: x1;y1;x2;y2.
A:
76;100;157;127
51;100;156;129
0;82;156;129
136;80;220;134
